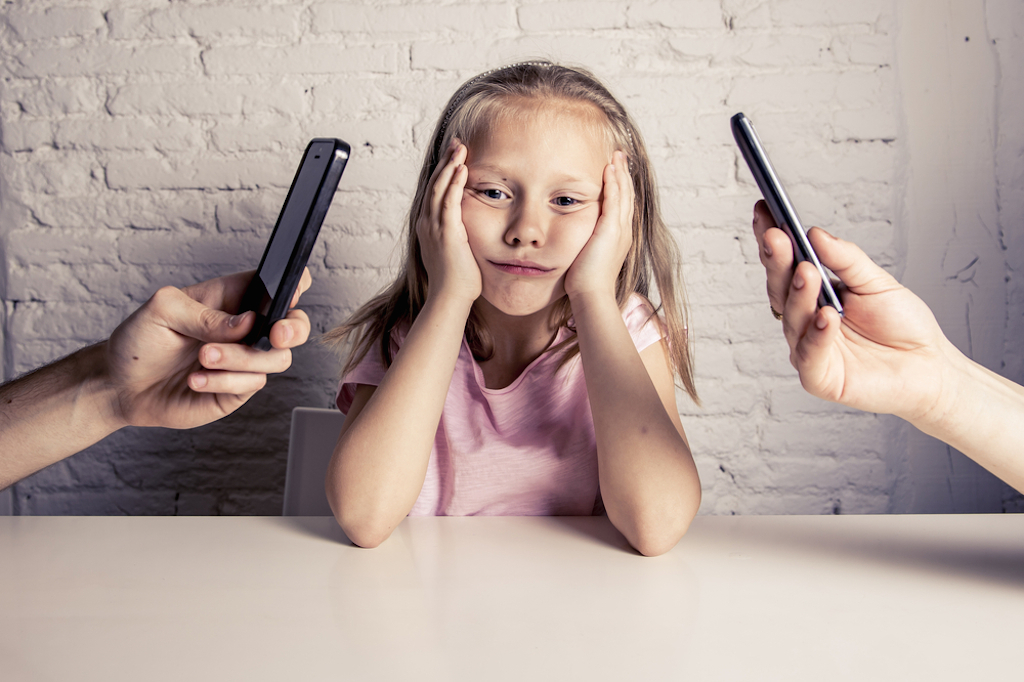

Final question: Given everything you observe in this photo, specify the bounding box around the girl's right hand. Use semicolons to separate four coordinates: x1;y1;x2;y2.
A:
415;139;481;306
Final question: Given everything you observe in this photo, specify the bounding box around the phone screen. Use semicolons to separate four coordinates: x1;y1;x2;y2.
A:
731;112;843;315
258;146;334;303
241;138;350;349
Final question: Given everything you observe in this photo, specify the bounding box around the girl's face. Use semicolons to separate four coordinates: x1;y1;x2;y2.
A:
461;101;614;318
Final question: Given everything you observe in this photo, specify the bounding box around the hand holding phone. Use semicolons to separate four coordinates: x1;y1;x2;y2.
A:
731;113;843;315
240;138;350;350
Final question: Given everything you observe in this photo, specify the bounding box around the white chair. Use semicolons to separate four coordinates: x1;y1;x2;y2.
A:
283;407;346;516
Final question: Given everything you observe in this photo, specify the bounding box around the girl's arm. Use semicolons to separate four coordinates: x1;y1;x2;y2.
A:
566;152;701;557
572;298;701;557
326;141;479;548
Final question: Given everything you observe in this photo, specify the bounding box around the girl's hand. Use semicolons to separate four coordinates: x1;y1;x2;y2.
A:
565;150;634;303
415;139;481;306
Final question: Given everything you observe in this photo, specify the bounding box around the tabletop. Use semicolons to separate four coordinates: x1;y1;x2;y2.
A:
1;513;1022;681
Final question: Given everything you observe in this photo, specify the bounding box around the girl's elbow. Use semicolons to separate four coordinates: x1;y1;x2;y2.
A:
332;506;396;548
631;516;694;557
626;491;701;557
326;482;394;548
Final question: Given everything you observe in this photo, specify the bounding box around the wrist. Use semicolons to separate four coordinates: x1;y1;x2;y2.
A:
81;341;127;434
900;337;974;436
567;288;619;318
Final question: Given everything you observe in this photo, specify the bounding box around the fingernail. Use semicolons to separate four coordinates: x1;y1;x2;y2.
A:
205;346;222;364
191;373;208;389
816;312;828;330
763;241;773;257
793;272;805;289
279;322;293;343
753;209;759;225
228;312;250;328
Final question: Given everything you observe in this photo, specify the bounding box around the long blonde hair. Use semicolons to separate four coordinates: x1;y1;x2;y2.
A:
324;61;697;403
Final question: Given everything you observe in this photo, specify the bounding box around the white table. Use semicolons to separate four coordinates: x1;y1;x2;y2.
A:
2;514;1021;681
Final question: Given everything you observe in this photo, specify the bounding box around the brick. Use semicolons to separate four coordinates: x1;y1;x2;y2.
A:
108;5;303;41
203;43;398;75
105;154;292;191
722;0;772;30
727;70;843;111
1;119;54;152
771;0;891;28
4;7;105;41
2;79;104;117
7;152;100;196
11;44;199;78
209;116;306;153
520;2;626;31
323;232;396;269
313;3;517;34
628;0;724;30
55;118;206;153
111;80;308;118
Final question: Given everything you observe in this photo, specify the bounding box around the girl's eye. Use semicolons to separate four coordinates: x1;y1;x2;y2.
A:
553;196;578;207
482;189;508;200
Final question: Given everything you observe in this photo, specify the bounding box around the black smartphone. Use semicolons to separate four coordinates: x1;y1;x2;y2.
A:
731;112;843;315
240;138;351;350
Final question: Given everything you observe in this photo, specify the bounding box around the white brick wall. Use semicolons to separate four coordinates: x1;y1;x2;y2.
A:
1;0;1021;516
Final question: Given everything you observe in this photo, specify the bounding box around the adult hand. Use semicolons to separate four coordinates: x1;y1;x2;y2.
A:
106;268;312;430
752;200;957;423
565;150;634;302
415;138;481;306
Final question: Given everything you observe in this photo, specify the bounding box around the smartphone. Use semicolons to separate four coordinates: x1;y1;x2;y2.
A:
240;138;351;350
731;112;843;315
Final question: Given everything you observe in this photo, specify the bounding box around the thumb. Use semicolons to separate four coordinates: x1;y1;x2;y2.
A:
808;227;899;295
150;285;256;344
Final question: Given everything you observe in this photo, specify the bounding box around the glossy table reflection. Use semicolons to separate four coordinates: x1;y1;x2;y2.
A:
1;514;1022;681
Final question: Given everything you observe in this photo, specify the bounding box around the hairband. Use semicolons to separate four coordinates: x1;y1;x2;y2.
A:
435;61;554;155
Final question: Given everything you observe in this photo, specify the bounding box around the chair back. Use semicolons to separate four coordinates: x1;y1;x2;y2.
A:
283;407;346;516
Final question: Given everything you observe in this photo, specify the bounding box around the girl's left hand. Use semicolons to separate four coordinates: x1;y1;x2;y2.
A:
564;150;634;302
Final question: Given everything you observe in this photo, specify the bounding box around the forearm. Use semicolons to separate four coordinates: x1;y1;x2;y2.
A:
571;294;701;556
911;347;1024;493
0;343;123;489
328;296;471;546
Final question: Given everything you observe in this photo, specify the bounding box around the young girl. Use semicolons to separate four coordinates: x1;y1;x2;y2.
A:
324;62;701;556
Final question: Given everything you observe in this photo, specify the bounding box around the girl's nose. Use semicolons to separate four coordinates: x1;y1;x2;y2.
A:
504;202;546;247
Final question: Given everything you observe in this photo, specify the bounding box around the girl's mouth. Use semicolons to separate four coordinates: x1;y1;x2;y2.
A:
488;260;555;276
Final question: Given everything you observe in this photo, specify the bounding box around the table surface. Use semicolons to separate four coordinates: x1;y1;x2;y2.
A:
2;514;1022;681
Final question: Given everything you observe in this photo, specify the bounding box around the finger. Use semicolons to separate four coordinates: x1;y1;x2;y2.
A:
782;261;821;356
808;227;899;295
289;267;312;308
440;162;468;231
188;369;267;397
617;151;634;229
427;142;467;226
199;342;293;375
792;306;844;400
148;285;256;344
182;270;257;312
600;159;621;230
751;200;777;244
269;308;310;350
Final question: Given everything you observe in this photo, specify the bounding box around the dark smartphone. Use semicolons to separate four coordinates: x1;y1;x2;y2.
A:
731;112;843;315
240;138;351;350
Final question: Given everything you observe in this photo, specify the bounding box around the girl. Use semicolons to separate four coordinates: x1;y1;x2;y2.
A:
324;62;701;556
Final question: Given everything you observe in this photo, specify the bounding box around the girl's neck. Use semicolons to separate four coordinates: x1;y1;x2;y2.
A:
472;298;562;390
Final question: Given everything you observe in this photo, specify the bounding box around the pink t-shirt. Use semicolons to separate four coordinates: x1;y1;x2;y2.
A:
336;293;664;516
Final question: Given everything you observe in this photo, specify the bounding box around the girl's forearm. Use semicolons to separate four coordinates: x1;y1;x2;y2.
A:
570;293;700;556
328;295;472;547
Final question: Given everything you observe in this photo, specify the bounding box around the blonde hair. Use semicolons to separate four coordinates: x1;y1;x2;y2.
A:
324;61;697;403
